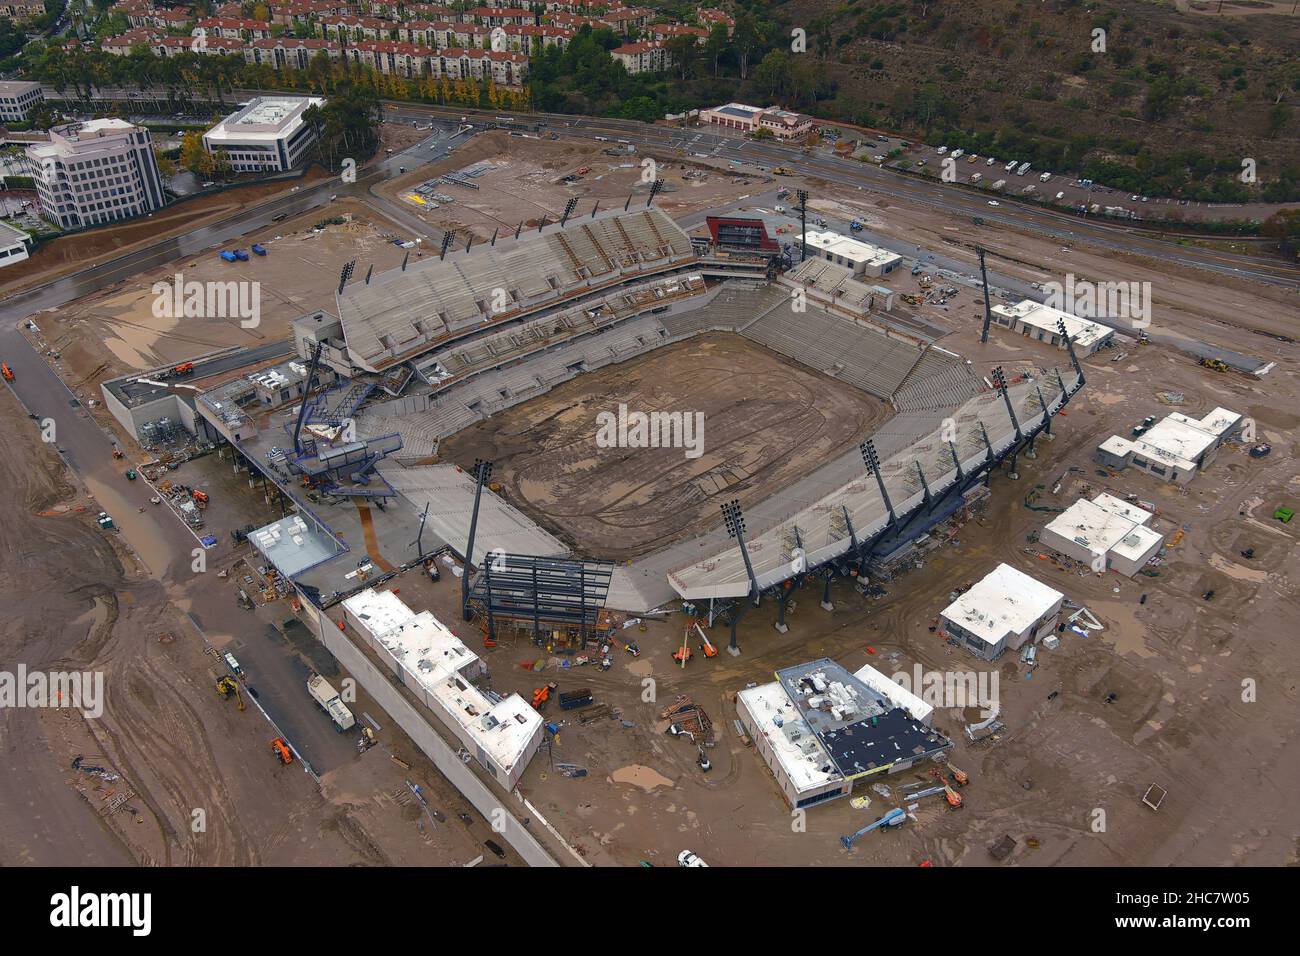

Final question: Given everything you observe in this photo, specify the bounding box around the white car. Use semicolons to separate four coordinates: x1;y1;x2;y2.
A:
937;145;948;154
774;204;786;213
986;157;996;166
677;850;708;867
987;200;1000;206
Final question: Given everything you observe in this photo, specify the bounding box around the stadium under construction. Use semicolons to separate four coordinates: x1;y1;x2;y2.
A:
137;200;1085;651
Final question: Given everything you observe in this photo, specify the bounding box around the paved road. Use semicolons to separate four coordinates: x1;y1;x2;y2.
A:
377;102;1299;292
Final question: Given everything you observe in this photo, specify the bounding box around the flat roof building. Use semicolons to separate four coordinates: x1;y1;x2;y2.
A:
0;80;43;124
1095;407;1242;484
203;96;326;172
990;299;1115;356
699;102;813;141
800;230;903;278
736;658;951;809
940;563;1065;661
341;588;543;789
27;119;166;229
1040;493;1164;577
0;220;32;270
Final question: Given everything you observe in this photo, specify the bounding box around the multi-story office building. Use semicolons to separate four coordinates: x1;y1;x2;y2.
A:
202;96;326;173
26;119;166;229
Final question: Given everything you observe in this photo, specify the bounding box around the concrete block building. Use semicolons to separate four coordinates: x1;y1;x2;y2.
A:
940;564;1065;661
1040;493;1164;577
1095;407;1242;484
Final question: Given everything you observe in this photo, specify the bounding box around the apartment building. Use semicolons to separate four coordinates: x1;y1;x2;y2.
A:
27;119;166;230
611;40;671;75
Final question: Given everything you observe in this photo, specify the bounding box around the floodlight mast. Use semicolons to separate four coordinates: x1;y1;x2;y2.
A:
461;459;493;622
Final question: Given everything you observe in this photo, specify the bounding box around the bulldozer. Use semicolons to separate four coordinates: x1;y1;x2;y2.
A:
216;675;245;711
1199;357;1230;373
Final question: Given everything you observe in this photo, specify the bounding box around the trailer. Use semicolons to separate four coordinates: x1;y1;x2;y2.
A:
559;688;594;711
308;674;355;731
251;243;267;256
219;251;237;262
233;249;250;261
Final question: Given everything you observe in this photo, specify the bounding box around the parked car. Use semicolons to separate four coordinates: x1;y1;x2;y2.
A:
677;849;708;867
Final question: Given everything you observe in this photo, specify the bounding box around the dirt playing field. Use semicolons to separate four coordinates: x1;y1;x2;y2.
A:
439;334;892;560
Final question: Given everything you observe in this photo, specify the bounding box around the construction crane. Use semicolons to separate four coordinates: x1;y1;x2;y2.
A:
216;675;245;711
841;807;906;848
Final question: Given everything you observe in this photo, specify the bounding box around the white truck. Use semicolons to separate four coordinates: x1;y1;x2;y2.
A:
1038;171;1052;183
1016;162;1032;176
308;674;356;732
991;179;1006;191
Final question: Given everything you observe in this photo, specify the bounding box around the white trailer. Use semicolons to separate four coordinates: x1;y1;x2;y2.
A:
308;674;356;732
1016;162;1031;176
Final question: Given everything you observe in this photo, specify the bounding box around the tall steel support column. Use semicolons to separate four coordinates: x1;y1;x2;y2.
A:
797;190;809;262
820;568;835;613
915;460;934;512
948;440;965;483
992;367;1023;479
461;458;493;622
861;439;897;531
1057;318;1085;387
722;500;759;654
978;247;994;343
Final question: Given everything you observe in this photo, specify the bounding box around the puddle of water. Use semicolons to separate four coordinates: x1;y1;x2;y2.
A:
1088;599;1157;659
81;474;184;578
610;764;674;791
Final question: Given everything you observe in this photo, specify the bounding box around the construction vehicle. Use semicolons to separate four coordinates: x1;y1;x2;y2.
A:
532;682;557;710
1199;357;1229;373
307;674;355;731
672;643;693;666
124;469;137;480
192;489;209;506
111;445;124;459
173;362;195;376
772;166;792;175
215;675;245;711
840;807;906;848
947;762;969;787
270;737;294;765
358;726;377;753
694;622;718;658
0;362;13;382
943;781;963;809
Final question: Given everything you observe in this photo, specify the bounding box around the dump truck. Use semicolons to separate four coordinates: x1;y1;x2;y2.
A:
308;674;355;732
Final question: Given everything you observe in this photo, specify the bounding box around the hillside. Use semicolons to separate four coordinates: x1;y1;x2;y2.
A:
632;0;1300;201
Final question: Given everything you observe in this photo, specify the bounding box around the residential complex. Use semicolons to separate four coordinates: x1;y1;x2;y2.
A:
26;119;167;230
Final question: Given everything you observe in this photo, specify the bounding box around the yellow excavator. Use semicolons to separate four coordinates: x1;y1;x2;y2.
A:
216;675;245;711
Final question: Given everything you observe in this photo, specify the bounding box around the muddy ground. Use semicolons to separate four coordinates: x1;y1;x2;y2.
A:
439;333;891;560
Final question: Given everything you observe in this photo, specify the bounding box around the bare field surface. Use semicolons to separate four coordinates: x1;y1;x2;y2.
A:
439;333;891;560
30;205;409;388
378;130;770;242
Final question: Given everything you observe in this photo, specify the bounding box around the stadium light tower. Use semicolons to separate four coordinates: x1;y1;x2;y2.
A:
860;439;897;533
461;459;494;622
647;179;665;207
560;197;579;226
1057;317;1085;386
439;230;455;260
796;190;809;262
336;260;355;295
977;247;994;343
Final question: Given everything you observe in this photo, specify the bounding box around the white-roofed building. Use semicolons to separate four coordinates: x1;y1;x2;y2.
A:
851;662;934;726
990;299;1115;356
203;96;326;172
0;221;32;270
1095;407;1242;484
799;230;903;278
736;658;952;809
1040;494;1164;577
940;563;1065;661
342;588;543;789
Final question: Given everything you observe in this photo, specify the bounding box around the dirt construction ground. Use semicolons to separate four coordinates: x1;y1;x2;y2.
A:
439;333;891;560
